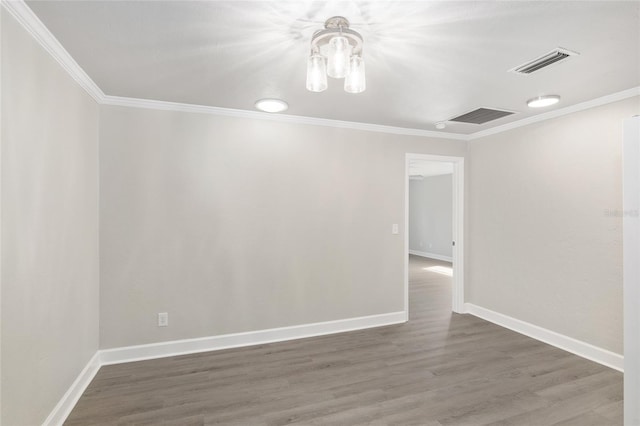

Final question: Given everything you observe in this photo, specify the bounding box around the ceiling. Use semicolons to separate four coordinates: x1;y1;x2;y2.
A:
25;1;640;135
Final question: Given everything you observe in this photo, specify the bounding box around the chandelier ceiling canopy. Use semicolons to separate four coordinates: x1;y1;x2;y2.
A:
306;16;366;94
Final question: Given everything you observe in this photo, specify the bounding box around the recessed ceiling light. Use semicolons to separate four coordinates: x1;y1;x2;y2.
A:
435;122;446;130
255;99;288;113
527;95;560;108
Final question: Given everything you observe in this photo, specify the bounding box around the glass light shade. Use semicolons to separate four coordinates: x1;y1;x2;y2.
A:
344;56;366;93
306;53;327;92
327;36;351;78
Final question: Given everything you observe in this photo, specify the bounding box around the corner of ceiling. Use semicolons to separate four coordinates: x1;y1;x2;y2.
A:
468;87;640;141
2;0;467;141
101;95;469;141
4;0;639;144
1;0;105;103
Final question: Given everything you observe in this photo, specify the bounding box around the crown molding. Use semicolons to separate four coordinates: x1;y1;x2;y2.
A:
1;0;105;103
101;95;468;140
3;0;465;141
102;88;640;142
3;0;639;142
468;87;640;140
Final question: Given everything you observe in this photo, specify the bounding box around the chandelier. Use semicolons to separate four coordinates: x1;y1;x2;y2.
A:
306;16;366;94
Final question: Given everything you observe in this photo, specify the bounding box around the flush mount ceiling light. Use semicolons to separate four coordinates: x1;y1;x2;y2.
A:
527;95;561;108
435;122;446;130
255;99;288;113
306;16;365;94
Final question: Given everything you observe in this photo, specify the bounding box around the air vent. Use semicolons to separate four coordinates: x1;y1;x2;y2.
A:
449;108;515;125
510;47;579;75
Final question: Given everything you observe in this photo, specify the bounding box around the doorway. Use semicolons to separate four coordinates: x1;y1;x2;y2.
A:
404;154;464;319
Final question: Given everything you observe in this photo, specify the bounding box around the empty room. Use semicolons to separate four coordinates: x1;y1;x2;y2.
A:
2;1;640;425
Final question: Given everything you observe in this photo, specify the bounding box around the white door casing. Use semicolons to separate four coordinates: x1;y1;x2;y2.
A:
405;154;465;317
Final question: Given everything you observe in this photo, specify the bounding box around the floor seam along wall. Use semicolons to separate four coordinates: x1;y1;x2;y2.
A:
464;303;624;372
43;306;623;426
408;250;453;263
42;311;406;426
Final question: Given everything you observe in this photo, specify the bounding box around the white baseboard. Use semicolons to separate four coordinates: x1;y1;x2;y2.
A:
100;311;406;365
464;303;624;372
42;352;101;426
409;250;452;262
43;311;406;424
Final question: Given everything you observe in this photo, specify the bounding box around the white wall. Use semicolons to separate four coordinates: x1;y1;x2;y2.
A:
1;8;4;423
1;12;100;426
468;96;640;355
2;4;635;424
409;174;453;259
98;105;467;349
623;116;640;424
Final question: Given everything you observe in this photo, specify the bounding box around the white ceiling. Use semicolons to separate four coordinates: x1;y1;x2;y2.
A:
25;1;640;135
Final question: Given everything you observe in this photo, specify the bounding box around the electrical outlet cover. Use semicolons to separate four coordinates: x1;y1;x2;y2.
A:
158;312;169;327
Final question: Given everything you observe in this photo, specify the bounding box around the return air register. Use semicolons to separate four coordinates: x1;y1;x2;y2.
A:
509;47;579;75
449;108;515;125
448;47;579;126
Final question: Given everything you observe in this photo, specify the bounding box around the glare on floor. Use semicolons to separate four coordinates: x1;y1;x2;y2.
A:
423;265;453;276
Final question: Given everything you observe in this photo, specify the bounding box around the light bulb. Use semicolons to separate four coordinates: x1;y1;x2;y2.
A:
344;56;366;93
306;53;327;92
254;99;288;113
527;95;561;108
327;36;351;78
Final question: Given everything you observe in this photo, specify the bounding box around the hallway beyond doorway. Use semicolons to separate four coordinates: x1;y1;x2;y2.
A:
408;254;452;322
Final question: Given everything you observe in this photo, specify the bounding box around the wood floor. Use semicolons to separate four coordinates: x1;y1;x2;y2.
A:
66;256;623;425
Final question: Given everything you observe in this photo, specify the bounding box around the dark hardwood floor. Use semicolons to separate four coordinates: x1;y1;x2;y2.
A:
65;255;622;425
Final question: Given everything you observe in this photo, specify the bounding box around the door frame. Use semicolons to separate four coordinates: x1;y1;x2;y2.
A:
623;116;640;425
404;154;465;318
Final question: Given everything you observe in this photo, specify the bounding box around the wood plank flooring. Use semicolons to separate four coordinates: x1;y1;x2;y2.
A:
66;256;623;425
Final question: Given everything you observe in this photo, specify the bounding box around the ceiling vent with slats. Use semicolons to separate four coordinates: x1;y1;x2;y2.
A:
449;108;515;125
509;47;579;75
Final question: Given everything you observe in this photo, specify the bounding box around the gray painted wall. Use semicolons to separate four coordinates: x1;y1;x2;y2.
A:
2;3;636;422
468;96;640;355
409;174;453;258
98;105;467;348
1;12;100;426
